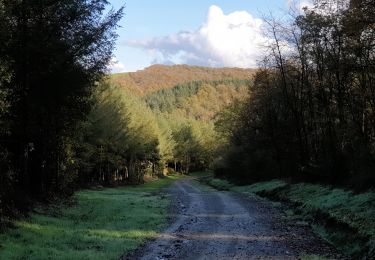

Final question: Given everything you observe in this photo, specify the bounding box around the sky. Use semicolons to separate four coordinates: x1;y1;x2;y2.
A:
108;0;312;73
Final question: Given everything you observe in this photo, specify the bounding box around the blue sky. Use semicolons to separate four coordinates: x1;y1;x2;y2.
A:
108;0;311;72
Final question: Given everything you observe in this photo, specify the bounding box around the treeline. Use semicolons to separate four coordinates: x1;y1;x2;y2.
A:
0;0;249;221
111;64;255;94
0;1;123;219
144;79;249;173
55;78;246;186
73;82;171;185
215;0;375;189
165;116;220;174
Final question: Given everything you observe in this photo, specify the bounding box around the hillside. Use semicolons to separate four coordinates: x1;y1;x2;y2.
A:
110;64;255;95
145;79;250;121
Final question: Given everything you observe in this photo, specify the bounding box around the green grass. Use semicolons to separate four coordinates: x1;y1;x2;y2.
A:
203;176;375;259
188;171;213;178
0;175;181;260
299;255;332;260
231;180;287;194
206;178;233;190
280;183;375;258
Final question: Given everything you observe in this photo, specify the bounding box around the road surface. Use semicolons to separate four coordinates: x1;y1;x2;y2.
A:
126;178;341;260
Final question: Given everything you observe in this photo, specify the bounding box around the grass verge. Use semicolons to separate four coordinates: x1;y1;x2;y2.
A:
0;175;181;260
203;176;375;259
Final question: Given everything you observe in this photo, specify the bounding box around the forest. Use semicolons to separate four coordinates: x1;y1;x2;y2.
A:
214;0;375;190
0;0;374;259
0;0;373;245
0;0;375;219
0;0;252;221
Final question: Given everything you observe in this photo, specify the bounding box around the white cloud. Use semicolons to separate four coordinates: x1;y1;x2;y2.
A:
108;57;126;73
286;0;314;12
126;5;270;68
299;0;314;10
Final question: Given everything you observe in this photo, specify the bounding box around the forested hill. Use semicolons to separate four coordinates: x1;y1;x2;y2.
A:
93;66;253;176
145;79;250;121
110;64;255;95
1;1;374;259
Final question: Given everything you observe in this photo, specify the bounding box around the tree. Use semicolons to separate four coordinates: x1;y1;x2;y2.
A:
216;0;375;189
0;0;123;199
73;82;168;185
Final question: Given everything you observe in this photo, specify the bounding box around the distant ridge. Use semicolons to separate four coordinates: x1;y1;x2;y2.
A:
110;64;256;95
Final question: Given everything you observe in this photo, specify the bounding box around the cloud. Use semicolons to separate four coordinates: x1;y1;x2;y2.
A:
286;0;314;12
299;0;314;10
126;5;270;68
298;0;314;10
108;57;126;73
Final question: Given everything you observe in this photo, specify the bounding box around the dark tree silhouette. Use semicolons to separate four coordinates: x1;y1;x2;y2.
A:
215;0;375;189
0;0;123;214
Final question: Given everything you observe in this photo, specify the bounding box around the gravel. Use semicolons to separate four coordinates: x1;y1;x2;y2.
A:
124;179;342;260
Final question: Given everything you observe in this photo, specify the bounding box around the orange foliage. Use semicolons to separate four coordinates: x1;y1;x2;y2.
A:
110;64;256;95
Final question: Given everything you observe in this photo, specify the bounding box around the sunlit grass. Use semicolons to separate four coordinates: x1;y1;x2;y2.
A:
0;175;181;259
205;176;375;258
199;174;375;258
231;180;287;194
283;184;375;257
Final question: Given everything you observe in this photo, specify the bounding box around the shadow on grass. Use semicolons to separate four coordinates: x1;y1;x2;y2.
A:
0;175;182;260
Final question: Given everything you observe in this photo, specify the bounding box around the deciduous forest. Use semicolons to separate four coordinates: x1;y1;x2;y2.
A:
0;0;374;259
215;0;375;190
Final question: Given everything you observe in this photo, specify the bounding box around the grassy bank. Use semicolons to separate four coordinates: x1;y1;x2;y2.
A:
203;176;375;259
0;175;181;259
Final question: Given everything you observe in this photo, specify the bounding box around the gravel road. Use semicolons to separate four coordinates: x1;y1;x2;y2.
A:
126;178;341;260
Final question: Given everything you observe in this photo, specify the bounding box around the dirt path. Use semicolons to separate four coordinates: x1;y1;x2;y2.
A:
126;179;341;260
